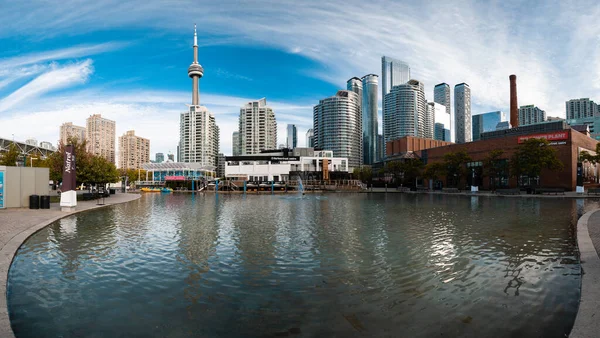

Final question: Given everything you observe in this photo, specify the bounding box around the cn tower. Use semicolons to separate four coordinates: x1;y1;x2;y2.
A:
187;24;204;105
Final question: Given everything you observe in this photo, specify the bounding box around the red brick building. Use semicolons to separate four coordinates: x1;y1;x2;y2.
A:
384;124;600;191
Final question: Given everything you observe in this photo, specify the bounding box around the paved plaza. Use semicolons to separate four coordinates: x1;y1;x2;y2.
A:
0;193;140;338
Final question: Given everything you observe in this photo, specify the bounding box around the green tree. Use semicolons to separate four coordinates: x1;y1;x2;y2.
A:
399;158;424;187
85;155;120;186
0;143;21;166
46;137;92;185
510;138;563;187
25;150;50;168
386;161;403;184
443;150;471;188
423;162;445;181
119;168;148;186
482;149;507;191
580;143;600;163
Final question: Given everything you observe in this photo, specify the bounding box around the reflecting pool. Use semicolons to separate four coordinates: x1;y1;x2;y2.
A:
8;194;598;337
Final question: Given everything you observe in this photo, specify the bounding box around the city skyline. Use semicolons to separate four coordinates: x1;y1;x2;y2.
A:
1;1;600;156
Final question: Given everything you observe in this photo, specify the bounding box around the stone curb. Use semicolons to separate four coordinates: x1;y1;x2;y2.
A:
0;193;141;338
570;209;600;337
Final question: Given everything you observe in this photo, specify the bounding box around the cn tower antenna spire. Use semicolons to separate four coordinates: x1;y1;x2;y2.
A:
188;24;203;105
194;23;197;47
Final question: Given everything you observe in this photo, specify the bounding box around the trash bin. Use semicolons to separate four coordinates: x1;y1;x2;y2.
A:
29;195;40;209
40;195;51;209
109;188;116;195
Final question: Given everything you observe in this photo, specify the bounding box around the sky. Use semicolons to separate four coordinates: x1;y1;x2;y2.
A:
1;0;600;160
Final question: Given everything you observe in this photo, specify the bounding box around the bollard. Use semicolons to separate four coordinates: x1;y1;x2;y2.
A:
244;181;247;195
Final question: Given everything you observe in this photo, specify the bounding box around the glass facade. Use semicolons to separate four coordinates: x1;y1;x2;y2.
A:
434;83;452;142
313;90;362;169
383;80;427;142
454;83;471;143
472;111;507;141
382;56;410;145
362;74;379;165
286;124;297;149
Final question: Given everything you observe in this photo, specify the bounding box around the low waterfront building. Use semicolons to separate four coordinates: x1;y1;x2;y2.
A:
224;148;349;182
140;162;215;187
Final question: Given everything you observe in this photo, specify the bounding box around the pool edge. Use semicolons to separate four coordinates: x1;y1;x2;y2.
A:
0;193;141;338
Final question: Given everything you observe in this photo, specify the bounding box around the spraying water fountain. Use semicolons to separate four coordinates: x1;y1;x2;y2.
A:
297;176;305;196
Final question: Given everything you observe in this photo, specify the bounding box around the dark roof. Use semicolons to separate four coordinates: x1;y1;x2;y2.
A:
571;124;590;132
455;82;469;87
434;83;449;87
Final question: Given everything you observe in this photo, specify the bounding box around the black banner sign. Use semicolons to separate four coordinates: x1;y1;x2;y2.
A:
61;145;76;192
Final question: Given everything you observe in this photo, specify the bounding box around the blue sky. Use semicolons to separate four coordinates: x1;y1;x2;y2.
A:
1;0;600;158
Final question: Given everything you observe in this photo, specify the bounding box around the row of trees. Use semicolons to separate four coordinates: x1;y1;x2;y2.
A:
0;138;121;187
357;138;564;189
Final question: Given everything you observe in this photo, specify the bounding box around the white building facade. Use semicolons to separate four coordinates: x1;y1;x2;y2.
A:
454;83;471;143
518;105;547;126
239;98;277;155
383;79;428;141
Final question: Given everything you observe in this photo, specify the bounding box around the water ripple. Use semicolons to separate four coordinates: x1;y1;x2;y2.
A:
8;194;600;337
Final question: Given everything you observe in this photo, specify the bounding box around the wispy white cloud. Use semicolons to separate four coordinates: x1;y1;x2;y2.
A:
0;42;126;71
0;89;314;157
2;0;595;117
1;0;599;157
0;59;94;112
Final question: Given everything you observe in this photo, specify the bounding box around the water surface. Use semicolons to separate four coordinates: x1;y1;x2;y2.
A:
8;194;598;337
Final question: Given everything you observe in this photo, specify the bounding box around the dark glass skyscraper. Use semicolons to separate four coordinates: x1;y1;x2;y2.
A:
381;56;410;145
361;74;378;165
472;111;506;141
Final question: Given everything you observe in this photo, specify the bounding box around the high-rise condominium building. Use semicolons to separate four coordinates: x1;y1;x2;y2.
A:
429;102;450;141
313;90;361;169
59;122;86;145
118;130;150;170
454;83;471;143
361;74;379;165
566;98;598;119
232;131;241;156
383;79;427;141
381;56;410;144
286;124;297;149
518;105;546;126
306;128;314;148
434;83;452;140
179;25;219;166
239;98;277;154
167;153;175;161
86;114;116;163
472;111;507;141
346;77;362;108
155;153;164;163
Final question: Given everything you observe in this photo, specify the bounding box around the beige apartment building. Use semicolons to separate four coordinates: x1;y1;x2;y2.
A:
118;130;150;170
59;122;86;145
86;114;116;164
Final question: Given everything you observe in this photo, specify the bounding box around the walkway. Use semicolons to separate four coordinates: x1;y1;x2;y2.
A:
571;209;600;336
365;188;600;198
0;192;141;338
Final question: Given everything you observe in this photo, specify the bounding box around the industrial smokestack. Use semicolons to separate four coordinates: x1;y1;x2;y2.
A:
509;75;518;128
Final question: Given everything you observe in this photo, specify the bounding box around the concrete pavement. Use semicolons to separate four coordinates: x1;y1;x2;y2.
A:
0;192;141;338
571;209;600;337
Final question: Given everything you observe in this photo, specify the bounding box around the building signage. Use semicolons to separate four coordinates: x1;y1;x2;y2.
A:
165;176;186;181
270;156;299;161
61;145;76;192
517;131;569;144
0;171;4;209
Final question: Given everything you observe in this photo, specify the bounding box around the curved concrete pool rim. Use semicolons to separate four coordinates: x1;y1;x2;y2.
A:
0;193;141;338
